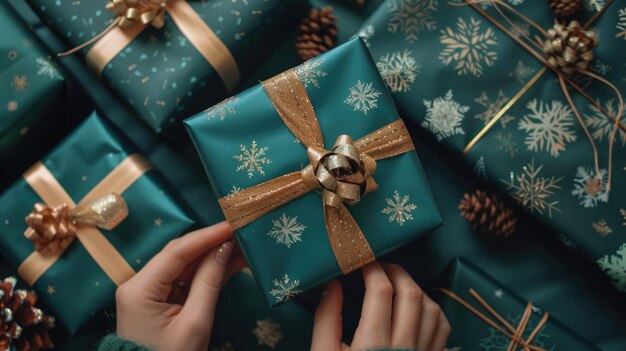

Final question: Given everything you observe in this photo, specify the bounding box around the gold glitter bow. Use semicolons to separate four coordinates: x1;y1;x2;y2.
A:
24;193;128;255
106;0;168;29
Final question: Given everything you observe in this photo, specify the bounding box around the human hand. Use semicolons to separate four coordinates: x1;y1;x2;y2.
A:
115;221;246;351
311;262;451;351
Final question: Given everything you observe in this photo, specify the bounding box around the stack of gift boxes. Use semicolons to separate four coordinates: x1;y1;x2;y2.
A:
1;0;625;349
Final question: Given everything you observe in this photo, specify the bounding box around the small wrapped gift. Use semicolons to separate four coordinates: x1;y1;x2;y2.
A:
0;113;194;333
439;258;599;350
360;1;626;293
185;38;442;306
25;0;307;133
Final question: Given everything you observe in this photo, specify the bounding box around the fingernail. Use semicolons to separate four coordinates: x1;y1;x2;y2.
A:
215;241;234;267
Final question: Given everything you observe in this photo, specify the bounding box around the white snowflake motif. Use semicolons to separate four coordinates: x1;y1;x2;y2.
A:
495;132;518;157
295;58;327;88
502;159;562;217
592;219;613;237
422;90;470;140
344;80;382;115
480;314;555;351
206;97;239;121
474;156;486;179
382;191;417;226
584;0;606;12
616;8;626;40
387;0;438;43
518;99;577;157
269;274;302;303
233;140;271;178
36;57;60;79
597;243;626;292
474;90;514;128
252;318;284;349
439;17;498;77
621;209;626;226
356;25;375;47
585;100;626;147
494;289;504;298
510;21;530;39
268;213;306;248
376;49;421;93
591;60;612;75
509;60;535;85
11;75;28;92
571;166;609;208
229;185;242;194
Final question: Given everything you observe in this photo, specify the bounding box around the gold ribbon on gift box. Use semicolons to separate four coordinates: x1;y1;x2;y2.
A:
59;0;240;92
218;69;416;274
457;0;624;194
18;154;151;286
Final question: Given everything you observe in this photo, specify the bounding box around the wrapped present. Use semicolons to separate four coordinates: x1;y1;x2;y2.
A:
439;258;599;350
25;0;307;133
359;1;626;292
0;113;194;333
185;38;442;306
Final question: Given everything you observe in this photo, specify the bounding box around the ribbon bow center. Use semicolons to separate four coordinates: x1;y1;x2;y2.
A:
106;0;168;29
301;135;378;207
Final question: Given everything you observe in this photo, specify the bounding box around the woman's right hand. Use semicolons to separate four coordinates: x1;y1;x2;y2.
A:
311;262;451;351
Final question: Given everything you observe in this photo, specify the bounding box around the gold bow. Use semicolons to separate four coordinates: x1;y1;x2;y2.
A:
24;193;128;255
106;0;168;29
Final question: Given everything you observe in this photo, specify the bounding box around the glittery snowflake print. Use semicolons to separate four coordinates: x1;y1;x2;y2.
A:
11;75;28;92
597;243;626;292
479;313;555;351
36;57;60;79
268;214;306;248
592;219;613;237
474;90;514;128
585;100;626;147
592;60;612;75
233;140;271;178
356;25;375;47
387;0;438;43
509;60;535;85
229;185;242;194
584;0;606;12
560;233;578;248
439;17;498;77
376;49;421;93
210;341;234;351
474;156;487;179
495;132;518;157
571;166;608;208
422;90;470;140
502;159;562;217
344;80;382;115
382;191;417;226
518;99;577;157
252;318;283;349
295;58;327;88
617;8;626;40
207;97;239;121
269;274;302;303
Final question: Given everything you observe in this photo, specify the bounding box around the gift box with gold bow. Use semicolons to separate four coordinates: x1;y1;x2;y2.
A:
359;1;626;293
24;0;306;133
185;38;442;306
0;113;194;333
439;258;599;350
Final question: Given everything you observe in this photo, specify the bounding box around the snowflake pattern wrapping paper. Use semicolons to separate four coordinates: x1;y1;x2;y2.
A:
440;259;599;350
25;0;307;133
360;0;626;293
185;39;442;306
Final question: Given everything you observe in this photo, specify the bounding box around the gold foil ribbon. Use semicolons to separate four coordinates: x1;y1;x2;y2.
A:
17;154;151;286
439;288;549;351
218;69;415;274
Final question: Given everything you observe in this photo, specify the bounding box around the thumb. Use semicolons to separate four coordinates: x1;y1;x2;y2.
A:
311;279;344;351
180;240;235;330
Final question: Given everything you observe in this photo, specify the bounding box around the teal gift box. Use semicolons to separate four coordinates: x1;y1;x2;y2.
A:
25;0;306;133
360;1;626;293
186;38;442;306
439;258;599;350
0;113;194;333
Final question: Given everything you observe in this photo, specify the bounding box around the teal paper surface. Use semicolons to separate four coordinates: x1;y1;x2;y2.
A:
186;38;442;306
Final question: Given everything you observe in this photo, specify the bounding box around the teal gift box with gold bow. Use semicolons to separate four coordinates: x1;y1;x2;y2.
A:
359;0;626;293
0;113;194;333
439;258;599;350
185;38;442;306
24;0;306;133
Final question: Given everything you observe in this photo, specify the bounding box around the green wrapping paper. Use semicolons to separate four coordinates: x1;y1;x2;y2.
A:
0;113;194;333
185;38;442;306
25;0;306;133
440;258;599;351
359;1;626;293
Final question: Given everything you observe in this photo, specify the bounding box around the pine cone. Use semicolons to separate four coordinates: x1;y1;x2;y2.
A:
542;20;598;75
459;190;517;238
548;0;582;17
0;277;54;351
296;7;338;61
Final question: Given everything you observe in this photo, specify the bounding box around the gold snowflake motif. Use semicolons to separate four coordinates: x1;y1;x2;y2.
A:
233;140;271;178
270;274;302;303
592;219;613;237
439;17;498;77
252;318;284;349
7;101;18;112
11;74;29;92
206;97;239;121
474;90;514;128
616;7;626;40
502;159;562;217
381;191;417;226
